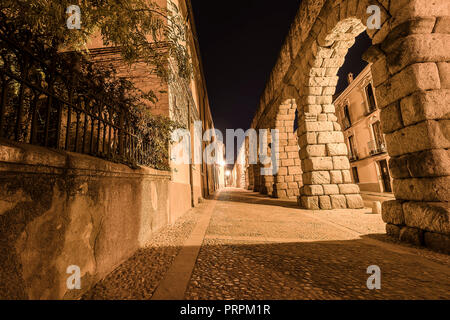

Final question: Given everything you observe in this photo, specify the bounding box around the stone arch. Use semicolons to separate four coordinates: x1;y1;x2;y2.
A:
251;0;449;249
248;95;304;198
251;163;261;192
268;0;449;250
249;129;268;194
257;128;273;195
272;99;303;199
291;15;372;210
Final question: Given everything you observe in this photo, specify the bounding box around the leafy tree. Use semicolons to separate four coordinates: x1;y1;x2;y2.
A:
0;0;191;81
0;0;189;170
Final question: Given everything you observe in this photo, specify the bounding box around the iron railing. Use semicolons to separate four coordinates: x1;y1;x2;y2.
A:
368;140;387;155
0;28;149;166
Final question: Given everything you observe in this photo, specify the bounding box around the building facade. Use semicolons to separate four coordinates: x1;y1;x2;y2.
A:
87;0;223;221
0;0;228;299
334;65;393;194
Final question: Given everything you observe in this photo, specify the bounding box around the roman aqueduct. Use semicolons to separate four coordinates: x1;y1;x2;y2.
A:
244;0;449;250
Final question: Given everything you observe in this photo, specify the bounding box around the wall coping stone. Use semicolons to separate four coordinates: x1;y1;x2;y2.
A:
0;138;171;179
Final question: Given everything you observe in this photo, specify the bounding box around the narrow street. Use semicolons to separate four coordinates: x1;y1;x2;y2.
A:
84;189;450;300
2;0;450;304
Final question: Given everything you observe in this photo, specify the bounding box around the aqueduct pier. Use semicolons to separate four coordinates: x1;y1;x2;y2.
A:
244;0;450;251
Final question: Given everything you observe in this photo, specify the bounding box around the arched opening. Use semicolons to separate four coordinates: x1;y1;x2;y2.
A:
246;0;449;251
292;16;371;210
277;0;449;251
271;99;303;199
333;31;393;195
247;98;303;198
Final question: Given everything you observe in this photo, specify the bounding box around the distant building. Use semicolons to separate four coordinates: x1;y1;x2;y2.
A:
334;65;393;194
215;141;227;190
231;142;247;189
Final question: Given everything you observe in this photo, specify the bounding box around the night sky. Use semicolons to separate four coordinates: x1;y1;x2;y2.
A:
191;0;371;144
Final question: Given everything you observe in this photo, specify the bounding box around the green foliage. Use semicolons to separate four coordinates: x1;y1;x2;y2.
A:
0;1;187;170
115;76;184;170
131;107;184;170
0;0;191;81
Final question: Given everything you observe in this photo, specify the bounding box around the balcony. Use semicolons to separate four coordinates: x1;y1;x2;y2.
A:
368;140;387;155
364;106;377;116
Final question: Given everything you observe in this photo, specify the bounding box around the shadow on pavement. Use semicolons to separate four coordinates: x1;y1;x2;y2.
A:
216;189;300;209
185;234;450;300
83;233;450;300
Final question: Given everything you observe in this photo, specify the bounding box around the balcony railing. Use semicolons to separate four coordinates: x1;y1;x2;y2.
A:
368;140;387;155
364;106;377;116
0;22;150;166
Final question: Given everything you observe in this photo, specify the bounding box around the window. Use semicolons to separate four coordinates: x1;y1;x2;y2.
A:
368;121;386;155
365;83;377;113
294;109;298;133
372;121;384;149
343;105;352;129
348;135;356;160
352;167;360;184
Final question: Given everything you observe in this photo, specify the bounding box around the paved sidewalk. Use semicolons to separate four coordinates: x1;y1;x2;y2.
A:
151;194;217;300
360;190;395;208
85;188;450;300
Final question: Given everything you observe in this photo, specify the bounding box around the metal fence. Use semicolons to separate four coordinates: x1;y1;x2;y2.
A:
0;28;149;166
368;140;387;156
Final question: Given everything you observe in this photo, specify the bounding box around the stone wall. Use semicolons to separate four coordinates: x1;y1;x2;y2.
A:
248;98;303;199
247;164;255;190
89;0;219;221
0;139;171;299
247;0;449;251
376;10;450;252
272;100;303;199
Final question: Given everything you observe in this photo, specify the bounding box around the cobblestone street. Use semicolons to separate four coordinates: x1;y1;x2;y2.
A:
85;188;450;300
